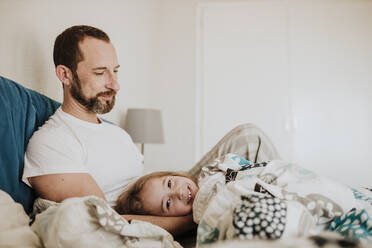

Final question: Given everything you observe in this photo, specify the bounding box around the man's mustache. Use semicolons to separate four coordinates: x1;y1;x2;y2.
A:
97;90;116;98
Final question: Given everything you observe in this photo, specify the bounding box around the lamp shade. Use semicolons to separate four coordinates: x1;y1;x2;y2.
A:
124;108;164;144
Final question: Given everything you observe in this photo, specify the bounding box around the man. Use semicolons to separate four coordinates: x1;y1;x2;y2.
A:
22;25;194;235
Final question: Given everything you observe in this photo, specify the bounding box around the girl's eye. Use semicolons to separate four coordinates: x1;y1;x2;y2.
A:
166;198;171;209
167;179;172;188
94;72;104;75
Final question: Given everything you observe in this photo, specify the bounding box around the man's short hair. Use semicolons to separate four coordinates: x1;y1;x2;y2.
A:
53;25;110;73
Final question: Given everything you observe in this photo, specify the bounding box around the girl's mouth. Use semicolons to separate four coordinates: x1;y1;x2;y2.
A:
187;186;192;203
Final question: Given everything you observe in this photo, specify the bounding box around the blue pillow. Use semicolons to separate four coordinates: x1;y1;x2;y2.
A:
0;76;61;214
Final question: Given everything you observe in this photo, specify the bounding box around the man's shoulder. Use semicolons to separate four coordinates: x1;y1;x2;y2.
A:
28;110;76;146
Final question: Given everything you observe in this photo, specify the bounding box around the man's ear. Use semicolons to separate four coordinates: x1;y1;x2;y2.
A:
55;65;73;87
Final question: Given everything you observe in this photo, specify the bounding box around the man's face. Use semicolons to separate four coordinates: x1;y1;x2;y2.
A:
70;37;120;114
138;175;199;217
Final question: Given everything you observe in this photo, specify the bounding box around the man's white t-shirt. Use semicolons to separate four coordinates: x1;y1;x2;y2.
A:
22;107;144;206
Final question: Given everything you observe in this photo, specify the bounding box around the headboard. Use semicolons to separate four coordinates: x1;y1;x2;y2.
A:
0;76;60;214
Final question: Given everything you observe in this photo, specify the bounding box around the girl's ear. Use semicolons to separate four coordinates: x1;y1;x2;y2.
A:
55;65;73;87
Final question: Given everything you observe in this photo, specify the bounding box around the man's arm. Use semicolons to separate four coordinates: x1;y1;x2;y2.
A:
29;173;197;236
122;214;196;236
29;173;105;202
30;174;196;236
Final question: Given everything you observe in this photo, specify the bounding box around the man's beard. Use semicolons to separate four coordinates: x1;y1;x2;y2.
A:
70;72;116;114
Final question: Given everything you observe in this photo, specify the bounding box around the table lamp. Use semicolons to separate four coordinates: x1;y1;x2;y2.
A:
124;108;164;155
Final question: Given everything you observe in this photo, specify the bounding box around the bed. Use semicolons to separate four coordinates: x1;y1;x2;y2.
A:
1;76;371;247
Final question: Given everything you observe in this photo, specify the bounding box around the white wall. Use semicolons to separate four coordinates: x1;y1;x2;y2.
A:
150;0;372;188
2;0;372;185
0;0;163;169
196;0;372;187
145;0;231;173
0;0;160;120
145;0;197;173
0;0;202;173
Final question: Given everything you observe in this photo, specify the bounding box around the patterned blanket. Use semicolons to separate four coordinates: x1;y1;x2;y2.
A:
193;154;372;247
201;231;372;248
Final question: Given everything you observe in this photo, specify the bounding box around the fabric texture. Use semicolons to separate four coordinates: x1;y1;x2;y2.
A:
0;190;41;247
23;107;144;206
188;123;280;179
201;231;369;248
233;194;287;240
31;195;182;248
329;208;372;244
328;188;372;244
0;76;60;213
193;154;369;246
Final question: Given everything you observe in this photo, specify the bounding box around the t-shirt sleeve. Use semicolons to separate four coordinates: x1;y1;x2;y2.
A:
22;128;88;187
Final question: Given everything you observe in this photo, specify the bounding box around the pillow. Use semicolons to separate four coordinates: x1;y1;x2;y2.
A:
0;190;41;247
0;76;60;214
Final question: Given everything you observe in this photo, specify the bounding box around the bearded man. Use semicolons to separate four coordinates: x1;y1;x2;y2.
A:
22;25;194;236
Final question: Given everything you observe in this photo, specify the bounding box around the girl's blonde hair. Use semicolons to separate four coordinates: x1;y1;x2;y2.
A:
114;171;197;215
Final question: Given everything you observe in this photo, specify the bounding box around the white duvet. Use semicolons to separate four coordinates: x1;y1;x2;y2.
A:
31;196;182;248
0;189;181;248
0;190;41;247
193;154;371;246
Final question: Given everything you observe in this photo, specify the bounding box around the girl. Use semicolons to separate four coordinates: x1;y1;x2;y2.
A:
114;154;372;244
115;171;199;217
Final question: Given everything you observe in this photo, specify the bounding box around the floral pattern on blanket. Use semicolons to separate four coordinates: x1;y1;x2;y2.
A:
329;208;372;244
327;188;372;244
194;154;371;247
352;188;372;205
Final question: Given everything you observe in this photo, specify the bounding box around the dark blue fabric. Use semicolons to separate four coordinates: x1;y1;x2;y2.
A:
0;76;60;214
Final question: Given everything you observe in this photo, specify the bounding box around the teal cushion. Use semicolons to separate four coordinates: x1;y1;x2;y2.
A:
0;76;60;214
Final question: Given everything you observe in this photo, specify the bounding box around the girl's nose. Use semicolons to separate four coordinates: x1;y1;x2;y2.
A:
172;187;184;200
178;188;184;200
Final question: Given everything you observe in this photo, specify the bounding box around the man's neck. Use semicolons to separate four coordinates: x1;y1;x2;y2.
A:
61;100;100;124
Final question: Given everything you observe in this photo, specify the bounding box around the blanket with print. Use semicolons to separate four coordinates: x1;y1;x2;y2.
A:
193;154;372;247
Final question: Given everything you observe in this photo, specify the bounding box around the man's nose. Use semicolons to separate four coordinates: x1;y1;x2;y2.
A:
107;72;120;92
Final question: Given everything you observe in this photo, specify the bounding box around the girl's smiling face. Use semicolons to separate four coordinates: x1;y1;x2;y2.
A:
138;175;199;216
